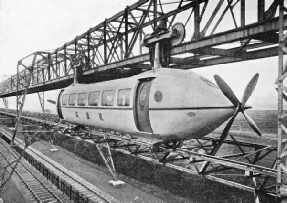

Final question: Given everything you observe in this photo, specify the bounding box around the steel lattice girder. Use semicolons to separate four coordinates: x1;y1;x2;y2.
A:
0;0;286;97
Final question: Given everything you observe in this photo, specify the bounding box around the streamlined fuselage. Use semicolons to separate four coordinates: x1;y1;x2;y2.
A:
56;68;235;142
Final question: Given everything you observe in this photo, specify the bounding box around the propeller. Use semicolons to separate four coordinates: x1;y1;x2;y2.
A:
214;73;261;137
47;100;56;105
200;73;261;173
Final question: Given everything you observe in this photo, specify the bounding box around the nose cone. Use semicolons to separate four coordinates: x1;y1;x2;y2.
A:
181;73;234;108
148;69;236;140
180;73;235;138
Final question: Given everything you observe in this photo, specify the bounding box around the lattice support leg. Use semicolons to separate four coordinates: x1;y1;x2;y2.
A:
276;1;287;202
95;139;125;187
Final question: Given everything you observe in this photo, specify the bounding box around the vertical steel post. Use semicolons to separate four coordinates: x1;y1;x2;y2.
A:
258;0;265;22
36;63;39;84
74;38;78;56
48;54;51;81
125;8;129;59
277;0;286;201
120;36;123;60
42;65;45;87
104;21;107;64
153;0;157;29
64;44;67;74
139;29;142;55
43;92;45;113
55;49;58;78
241;0;245;27
87;30;91;69
92;38;95;65
16;63;19;116
74;38;78;83
30;67;34;86
194;0;200;40
240;0;248;47
23;69;27;89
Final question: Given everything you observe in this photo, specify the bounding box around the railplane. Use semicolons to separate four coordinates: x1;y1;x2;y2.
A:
49;42;261;148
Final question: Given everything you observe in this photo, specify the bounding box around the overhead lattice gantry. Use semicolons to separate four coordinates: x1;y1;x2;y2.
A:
0;0;286;97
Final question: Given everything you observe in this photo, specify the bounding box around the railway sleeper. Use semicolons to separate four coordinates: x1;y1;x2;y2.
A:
31;190;49;194
29;186;46;190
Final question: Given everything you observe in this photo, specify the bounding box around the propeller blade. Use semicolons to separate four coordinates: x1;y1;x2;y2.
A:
200;109;239;173
241;73;259;104
205;108;239;152
47;99;56;105
214;75;240;107
242;111;262;136
221;110;239;138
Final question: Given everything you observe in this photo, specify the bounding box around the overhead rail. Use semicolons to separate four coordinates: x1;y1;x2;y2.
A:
0;0;286;97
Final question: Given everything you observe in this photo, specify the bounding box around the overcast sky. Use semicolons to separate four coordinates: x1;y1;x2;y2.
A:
0;0;283;112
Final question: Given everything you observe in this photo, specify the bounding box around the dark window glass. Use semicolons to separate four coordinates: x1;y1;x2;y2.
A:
68;94;77;106
139;83;148;110
88;91;100;106
77;93;87;106
62;94;68;105
117;88;131;106
102;90;115;106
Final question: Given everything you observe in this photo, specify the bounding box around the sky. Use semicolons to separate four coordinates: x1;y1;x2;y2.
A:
0;0;284;113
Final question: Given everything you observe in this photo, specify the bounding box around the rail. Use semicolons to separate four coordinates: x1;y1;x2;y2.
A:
0;126;119;203
0;141;63;203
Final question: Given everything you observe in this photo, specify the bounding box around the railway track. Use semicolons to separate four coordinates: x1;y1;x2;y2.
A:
0;109;278;200
0;140;63;203
0;125;119;203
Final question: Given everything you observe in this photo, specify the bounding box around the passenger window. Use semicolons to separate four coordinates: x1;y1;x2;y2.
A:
68;94;77;106
62;94;68;105
102;90;115;106
117;88;131;106
88;91;100;106
139;84;148;107
77;93;87;106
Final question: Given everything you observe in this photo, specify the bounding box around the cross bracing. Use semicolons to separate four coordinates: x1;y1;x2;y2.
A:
0;0;285;97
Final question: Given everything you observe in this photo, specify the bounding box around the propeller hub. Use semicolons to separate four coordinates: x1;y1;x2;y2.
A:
244;105;252;110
